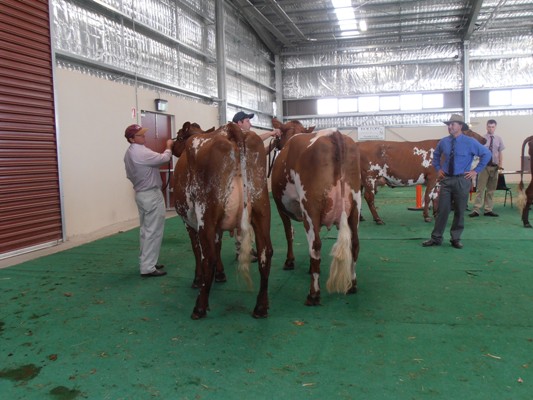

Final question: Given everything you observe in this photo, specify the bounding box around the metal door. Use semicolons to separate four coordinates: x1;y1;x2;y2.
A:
140;111;174;209
0;0;63;258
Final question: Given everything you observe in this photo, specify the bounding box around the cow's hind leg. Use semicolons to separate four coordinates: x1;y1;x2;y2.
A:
523;197;532;228
214;237;226;282
185;226;202;289
191;234;217;320
251;211;273;318
363;184;384;225
346;206;360;294
304;220;322;306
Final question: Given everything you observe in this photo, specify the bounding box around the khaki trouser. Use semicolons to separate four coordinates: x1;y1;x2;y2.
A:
473;165;499;213
135;188;166;274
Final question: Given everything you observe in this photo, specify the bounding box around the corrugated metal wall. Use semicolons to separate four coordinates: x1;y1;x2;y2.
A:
0;0;63;257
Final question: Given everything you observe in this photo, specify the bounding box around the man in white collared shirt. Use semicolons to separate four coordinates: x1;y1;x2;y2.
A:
124;124;173;277
469;119;505;218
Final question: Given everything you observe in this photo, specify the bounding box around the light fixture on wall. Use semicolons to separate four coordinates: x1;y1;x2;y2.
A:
154;98;168;112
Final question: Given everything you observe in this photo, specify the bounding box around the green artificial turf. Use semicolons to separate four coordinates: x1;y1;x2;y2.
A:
1;186;531;399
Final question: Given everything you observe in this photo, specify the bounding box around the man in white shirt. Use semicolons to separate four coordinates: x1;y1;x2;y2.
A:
469;119;505;217
124;124;173;277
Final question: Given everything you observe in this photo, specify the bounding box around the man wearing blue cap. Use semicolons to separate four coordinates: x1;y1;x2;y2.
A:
231;111;280;261
232;111;280;146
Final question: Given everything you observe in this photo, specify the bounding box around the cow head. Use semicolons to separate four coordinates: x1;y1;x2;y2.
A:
172;122;215;157
272;118;315;150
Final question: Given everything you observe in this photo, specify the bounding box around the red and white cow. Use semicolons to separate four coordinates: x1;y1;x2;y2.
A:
271;118;361;305
359;129;486;224
172;122;273;319
518;136;533;228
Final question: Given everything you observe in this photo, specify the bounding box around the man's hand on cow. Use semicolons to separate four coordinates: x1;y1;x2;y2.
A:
166;139;174;150
271;128;281;138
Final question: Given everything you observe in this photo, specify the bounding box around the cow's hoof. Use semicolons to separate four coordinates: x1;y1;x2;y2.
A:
374;219;385;225
283;260;295;270
424;217;432;222
191;308;207;320
347;285;357;294
524;222;532;228
215;271;227;283
252;306;269;319
359;214;365;222
305;295;321;306
191;279;200;289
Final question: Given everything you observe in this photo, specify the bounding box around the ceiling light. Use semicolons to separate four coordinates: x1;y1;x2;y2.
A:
331;0;351;7
339;20;357;31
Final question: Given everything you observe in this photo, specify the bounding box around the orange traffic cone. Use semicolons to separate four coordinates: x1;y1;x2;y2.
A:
407;185;424;211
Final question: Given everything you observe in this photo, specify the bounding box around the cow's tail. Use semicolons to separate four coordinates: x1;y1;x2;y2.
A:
517;181;527;213
327;210;353;294
327;131;353;294
237;209;253;290
516;189;527;214
517;136;533;214
228;122;253;289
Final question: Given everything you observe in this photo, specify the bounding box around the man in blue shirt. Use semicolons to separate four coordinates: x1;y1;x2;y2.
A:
422;114;491;249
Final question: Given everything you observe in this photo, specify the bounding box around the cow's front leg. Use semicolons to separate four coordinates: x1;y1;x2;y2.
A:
278;210;296;270
430;184;440;220
423;190;432;222
424;183;438;222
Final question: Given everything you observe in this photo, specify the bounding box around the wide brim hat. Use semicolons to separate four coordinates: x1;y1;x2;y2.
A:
443;114;465;125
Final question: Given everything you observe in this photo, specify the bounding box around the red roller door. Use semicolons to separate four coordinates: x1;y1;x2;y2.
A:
0;0;62;256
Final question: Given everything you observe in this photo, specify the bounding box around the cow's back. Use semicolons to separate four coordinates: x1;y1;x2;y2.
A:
272;130;360;227
174;130;268;232
174;133;241;231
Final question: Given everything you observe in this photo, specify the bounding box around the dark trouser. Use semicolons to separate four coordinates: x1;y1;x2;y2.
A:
431;176;471;243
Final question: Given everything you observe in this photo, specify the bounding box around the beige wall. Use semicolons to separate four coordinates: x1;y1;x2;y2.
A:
344;115;533;183
55;68;218;241
54;68;532;242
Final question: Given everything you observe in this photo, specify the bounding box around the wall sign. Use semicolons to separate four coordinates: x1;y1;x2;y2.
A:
358;126;385;141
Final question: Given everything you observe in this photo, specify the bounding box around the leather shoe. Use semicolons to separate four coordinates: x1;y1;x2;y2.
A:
422;239;441;247
484;211;499;217
141;269;167;277
450;240;463;249
469;211;479;217
155;264;165;270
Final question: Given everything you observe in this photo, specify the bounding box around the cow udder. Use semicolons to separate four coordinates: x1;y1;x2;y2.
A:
322;183;355;229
